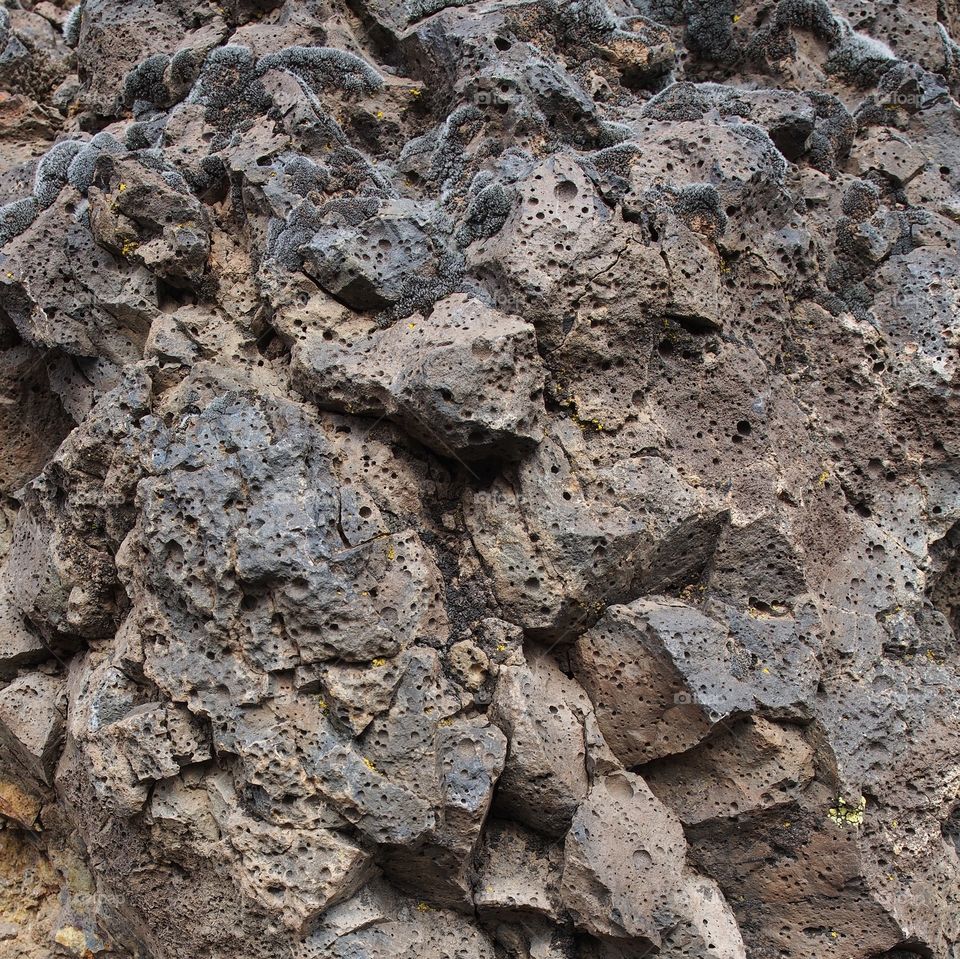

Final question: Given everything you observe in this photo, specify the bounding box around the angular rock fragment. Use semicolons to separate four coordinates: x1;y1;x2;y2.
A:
660;871;747;959
489;650;591;835
296;293;545;460
300;200;438;311
108;703;210;782
0;583;48;679
384;718;507;906
300;900;498;958
644;716;816;825
476;819;563;918
465;425;727;636
0;340;74;494
572;597;821;764
88;154;211;284
560;771;680;945
0;669;65;786
224;810;373;933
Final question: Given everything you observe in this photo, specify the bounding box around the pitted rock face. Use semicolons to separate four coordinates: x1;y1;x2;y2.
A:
0;0;959;957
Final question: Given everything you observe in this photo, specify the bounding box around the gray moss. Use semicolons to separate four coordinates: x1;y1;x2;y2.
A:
268;201;328;271
34;141;84;209
123;53;171;111
187;45;382;133
161;170;192;192
425;105;485;188
65;148;98;194
746;0;839;66
0;196;39;247
557;0;619;43
184;154;227;195
188;45;270;130
324;145;392;195
320;197;382;227
456;182;514;247
647;0;684;25
125;118;166;151
773;0;839;41
937;23;960;82
283;155;329;197
586;141;642;179
826;19;898;87
403;0;472;23
67;133;124;194
63;4;83;48
641;82;712;121
170;49;200;89
684;0;739;64
672;184;727;236
805;91;856;171
841;180;880;220
376;249;466;328
257;46;384;95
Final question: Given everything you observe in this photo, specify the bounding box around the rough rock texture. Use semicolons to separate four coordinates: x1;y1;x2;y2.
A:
0;0;959;957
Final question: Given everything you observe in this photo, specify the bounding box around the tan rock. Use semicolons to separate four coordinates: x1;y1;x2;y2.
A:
0;670;65;785
560;771;686;946
489;650;591;836
475;820;562;919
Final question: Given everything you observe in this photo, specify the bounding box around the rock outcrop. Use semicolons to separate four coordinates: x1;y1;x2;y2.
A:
0;0;959;956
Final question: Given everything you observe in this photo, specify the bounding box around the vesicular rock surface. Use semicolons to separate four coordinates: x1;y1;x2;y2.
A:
0;0;959;956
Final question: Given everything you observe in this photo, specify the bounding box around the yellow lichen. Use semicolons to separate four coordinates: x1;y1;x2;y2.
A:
679;583;705;602
828;795;866;828
54;926;93;957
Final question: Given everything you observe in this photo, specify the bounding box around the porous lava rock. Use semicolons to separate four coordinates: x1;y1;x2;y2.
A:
0;0;958;957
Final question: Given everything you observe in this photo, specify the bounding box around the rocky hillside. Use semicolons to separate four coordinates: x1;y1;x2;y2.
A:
0;0;959;956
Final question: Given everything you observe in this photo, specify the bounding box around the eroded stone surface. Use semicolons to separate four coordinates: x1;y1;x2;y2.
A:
0;0;958;956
